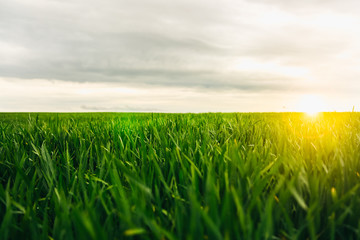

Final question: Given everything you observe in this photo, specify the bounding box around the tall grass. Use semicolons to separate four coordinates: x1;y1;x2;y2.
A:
0;112;360;239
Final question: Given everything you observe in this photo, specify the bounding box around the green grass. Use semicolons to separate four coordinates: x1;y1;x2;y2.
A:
1;112;360;239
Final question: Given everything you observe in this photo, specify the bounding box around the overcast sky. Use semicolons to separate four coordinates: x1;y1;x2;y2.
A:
1;0;359;112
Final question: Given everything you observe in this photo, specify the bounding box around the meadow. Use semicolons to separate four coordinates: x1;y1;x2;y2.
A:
0;112;360;240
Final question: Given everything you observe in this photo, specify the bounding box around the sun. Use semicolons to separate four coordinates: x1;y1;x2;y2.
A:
297;94;326;116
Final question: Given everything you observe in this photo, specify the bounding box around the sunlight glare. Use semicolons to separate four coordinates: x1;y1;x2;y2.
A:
297;94;326;117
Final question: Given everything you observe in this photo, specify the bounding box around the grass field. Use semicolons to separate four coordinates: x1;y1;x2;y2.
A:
1;112;360;240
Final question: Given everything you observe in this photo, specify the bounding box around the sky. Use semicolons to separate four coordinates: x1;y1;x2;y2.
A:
1;0;359;112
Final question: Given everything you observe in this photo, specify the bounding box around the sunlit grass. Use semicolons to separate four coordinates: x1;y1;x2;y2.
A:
0;112;360;240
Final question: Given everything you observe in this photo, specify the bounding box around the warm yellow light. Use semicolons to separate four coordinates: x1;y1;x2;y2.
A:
297;94;326;117
306;109;319;117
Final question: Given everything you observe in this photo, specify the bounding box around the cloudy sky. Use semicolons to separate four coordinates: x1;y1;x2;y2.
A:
1;0;359;112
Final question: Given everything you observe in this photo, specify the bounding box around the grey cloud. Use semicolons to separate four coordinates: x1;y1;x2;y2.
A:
247;0;360;14
80;105;160;112
0;63;307;93
241;27;350;60
0;0;359;95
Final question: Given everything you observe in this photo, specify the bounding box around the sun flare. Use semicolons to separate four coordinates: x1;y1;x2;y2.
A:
297;94;326;116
